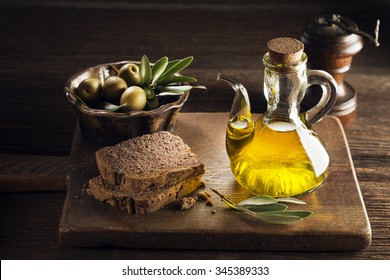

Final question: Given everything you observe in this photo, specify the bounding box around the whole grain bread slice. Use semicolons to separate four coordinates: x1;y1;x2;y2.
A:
96;131;205;193
87;175;203;214
87;175;134;213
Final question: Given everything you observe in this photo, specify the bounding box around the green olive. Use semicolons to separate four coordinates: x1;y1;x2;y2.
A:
118;63;141;86
76;77;102;103
102;76;127;103
120;86;147;111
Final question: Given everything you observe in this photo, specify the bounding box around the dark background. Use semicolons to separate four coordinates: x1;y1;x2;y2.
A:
1;0;388;155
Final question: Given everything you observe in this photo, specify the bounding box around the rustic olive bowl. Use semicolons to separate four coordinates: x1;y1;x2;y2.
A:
65;61;189;145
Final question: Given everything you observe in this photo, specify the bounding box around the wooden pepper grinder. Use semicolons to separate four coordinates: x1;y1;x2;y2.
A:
300;14;380;126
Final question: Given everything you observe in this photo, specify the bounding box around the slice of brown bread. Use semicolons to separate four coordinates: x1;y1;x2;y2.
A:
87;175;203;214
96;131;205;193
87;175;134;213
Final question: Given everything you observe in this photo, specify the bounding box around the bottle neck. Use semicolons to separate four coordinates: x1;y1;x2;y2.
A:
262;53;308;129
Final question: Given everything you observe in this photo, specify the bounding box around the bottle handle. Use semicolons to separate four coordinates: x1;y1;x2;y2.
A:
305;70;338;125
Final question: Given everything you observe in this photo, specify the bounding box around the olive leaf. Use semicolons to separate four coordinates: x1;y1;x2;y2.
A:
158;56;194;80
157;75;198;85
251;210;313;224
157;85;206;93
246;203;288;213
250;212;305;224
92;101;127;112
157;85;193;93
237;195;277;206
277;210;312;219
156;92;185;97
139;55;206;95
151;56;168;86
190;85;207;90
211;188;313;225
276;197;307;204
140;55;152;86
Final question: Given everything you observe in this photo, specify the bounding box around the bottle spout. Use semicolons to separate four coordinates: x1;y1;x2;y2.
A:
217;73;252;121
217;72;242;88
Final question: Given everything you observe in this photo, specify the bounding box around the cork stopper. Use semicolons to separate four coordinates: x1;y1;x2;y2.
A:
267;37;304;64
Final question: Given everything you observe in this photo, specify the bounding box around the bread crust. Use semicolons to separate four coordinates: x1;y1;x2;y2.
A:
87;175;203;214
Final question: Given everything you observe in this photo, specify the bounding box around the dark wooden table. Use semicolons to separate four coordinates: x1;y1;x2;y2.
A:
1;0;389;259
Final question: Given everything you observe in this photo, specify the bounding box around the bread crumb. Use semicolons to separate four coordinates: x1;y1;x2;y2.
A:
198;191;214;206
205;199;214;206
177;197;197;210
211;210;217;214
197;192;210;201
106;199;118;207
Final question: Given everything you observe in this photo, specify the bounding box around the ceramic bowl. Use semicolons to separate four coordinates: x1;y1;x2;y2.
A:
65;61;189;145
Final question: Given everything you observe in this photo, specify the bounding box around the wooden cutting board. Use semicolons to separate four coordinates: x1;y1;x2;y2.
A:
59;113;371;251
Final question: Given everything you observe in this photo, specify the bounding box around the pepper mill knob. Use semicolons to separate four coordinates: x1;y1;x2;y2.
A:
300;14;379;126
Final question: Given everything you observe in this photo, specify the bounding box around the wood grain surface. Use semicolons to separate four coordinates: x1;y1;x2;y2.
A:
59;114;371;251
0;1;389;259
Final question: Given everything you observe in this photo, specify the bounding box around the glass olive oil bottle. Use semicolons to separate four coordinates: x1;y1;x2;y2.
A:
219;37;337;197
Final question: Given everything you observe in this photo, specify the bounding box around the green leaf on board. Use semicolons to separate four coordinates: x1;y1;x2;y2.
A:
251;210;313;224
246;203;288;213
211;189;312;224
276;197;307;205
277;210;313;219
251;212;304;224
237;195;277;206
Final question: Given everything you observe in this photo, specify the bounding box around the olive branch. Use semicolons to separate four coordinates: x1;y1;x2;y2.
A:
211;189;312;225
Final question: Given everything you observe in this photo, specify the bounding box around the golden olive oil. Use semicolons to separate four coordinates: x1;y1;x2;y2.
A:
226;116;330;197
